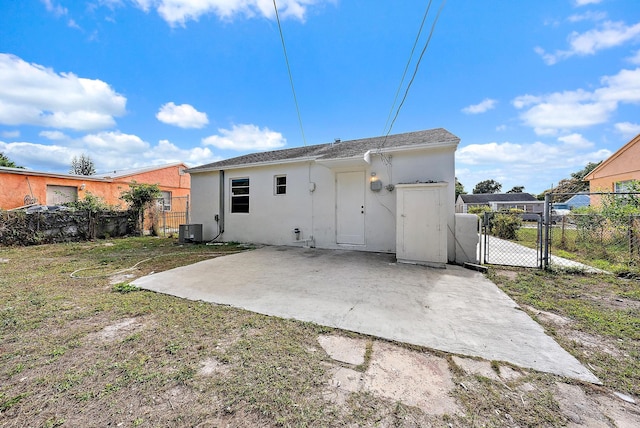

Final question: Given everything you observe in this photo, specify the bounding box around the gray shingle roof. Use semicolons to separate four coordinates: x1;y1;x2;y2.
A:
188;128;459;172
459;193;539;203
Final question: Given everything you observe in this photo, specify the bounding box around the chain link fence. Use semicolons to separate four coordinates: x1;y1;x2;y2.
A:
547;211;640;274
479;192;640;274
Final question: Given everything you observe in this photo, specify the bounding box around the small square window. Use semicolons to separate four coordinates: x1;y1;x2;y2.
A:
275;175;286;195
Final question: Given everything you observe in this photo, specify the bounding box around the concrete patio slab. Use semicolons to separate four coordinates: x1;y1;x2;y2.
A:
132;246;599;384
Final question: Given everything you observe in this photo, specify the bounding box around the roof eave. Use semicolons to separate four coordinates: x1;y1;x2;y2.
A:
378;140;459;154
584;133;640;181
187;156;319;173
0;167;111;182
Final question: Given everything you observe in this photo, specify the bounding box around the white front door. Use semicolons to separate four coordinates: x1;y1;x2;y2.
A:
336;171;365;245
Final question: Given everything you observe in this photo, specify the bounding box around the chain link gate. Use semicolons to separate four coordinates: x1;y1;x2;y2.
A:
482;211;543;268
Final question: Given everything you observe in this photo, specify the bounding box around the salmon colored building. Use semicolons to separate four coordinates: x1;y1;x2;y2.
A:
584;133;640;193
0;162;190;211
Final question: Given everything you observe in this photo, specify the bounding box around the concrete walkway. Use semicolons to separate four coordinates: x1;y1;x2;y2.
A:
483;235;605;272
132;246;599;384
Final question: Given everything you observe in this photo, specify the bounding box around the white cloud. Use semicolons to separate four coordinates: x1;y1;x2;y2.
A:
496;125;507;132
202;124;286;151
156;102;209;128
133;0;325;27
513;67;640;135
455;137;611;193
1;132;220;173
0;140;77;171
567;11;607;23
536;20;640;65
461;98;497;114
557;133;593;147
1;130;19;138
41;0;68;17
614;122;640;138
82;131;150;152
0;54;126;131
152;139;221;165
574;0;602;6
39;130;68;140
629;49;640;64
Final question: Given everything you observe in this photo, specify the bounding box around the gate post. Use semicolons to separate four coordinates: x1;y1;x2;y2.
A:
543;193;551;269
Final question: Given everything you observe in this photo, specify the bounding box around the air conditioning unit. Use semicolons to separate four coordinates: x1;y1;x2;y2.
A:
178;224;203;243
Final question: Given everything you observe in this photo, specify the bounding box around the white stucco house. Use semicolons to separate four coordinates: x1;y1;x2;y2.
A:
187;128;463;265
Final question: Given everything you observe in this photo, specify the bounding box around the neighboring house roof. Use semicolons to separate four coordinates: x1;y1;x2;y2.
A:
0;162;188;181
188;128;460;173
584;133;640;181
564;193;590;207
94;162;188;179
0;166;109;182
458;193;539;204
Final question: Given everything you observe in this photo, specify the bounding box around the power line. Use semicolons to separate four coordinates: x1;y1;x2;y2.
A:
378;0;447;152
272;0;307;146
382;0;433;135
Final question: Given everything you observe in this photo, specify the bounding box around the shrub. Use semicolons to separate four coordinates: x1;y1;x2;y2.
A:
468;205;492;218
492;212;522;240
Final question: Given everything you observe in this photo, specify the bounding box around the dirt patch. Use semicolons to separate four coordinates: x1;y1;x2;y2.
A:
524;305;573;327
108;273;136;285
495;269;519;280
198;357;229;376
586;294;640;311
86;316;150;342
568;329;627;358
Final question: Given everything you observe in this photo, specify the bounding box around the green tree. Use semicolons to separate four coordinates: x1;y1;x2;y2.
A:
473;179;502;194
506;186;524;193
538;161;603;201
455;177;467;199
571;161;601;181
0;152;23;168
120;182;161;236
70;154;96;176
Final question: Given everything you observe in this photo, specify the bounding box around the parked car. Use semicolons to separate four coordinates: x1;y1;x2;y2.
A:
549;208;573;224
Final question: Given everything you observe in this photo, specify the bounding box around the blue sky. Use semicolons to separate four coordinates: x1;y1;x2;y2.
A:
1;0;639;194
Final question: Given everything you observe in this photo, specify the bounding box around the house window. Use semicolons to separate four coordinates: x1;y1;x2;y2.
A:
275;175;286;195
160;191;172;211
615;180;633;193
231;178;250;213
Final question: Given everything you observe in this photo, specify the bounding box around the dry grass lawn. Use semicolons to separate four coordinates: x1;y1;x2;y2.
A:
1;237;638;427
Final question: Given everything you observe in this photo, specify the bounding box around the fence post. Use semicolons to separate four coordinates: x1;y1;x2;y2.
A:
630;215;635;266
543;193;551;269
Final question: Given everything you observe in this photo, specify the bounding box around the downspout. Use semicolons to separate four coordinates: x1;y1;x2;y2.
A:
218;170;225;235
308;161;315;247
207;170;225;244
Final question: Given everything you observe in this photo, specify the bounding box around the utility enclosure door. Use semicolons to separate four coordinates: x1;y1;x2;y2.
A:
336;171;365;245
396;184;447;264
46;185;78;205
